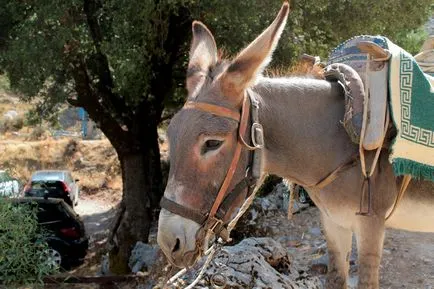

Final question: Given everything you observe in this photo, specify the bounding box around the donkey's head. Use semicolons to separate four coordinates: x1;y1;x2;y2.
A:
157;2;289;268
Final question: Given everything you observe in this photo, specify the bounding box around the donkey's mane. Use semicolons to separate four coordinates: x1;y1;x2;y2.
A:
266;61;324;79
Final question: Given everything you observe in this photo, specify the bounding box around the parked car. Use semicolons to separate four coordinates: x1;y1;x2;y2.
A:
0;170;20;197
24;170;80;207
10;197;88;269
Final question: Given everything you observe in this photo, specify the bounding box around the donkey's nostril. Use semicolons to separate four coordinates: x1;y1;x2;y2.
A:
172;238;181;253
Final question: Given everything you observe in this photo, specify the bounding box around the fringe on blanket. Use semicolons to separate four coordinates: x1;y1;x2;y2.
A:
392;158;434;182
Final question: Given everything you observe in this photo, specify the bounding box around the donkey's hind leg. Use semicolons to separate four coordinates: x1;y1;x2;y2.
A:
354;216;385;289
321;213;352;289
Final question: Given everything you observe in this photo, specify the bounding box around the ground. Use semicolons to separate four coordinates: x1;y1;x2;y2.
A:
241;205;434;289
70;191;434;289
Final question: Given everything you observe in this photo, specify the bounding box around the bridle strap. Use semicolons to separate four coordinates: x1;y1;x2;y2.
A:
209;95;251;218
160;197;208;225
183;101;240;122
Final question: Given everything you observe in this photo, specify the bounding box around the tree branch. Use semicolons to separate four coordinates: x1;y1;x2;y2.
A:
136;5;192;127
68;54;131;151
83;0;133;128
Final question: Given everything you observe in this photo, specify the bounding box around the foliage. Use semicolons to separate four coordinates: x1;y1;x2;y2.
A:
0;1;431;120
196;1;432;70
395;27;429;56
0;199;57;285
0;75;10;94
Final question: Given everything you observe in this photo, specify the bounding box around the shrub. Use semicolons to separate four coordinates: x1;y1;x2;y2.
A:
27;126;46;141
0;199;57;285
0;115;24;133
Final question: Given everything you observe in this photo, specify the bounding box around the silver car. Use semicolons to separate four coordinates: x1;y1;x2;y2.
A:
24;170;80;208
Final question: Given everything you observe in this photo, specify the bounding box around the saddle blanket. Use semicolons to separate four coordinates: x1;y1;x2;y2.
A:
387;39;434;181
329;36;434;181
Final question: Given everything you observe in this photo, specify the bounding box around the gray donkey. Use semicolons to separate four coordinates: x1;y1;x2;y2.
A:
157;2;434;288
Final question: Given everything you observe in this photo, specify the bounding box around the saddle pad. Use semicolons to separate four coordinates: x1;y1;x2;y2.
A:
387;40;434;181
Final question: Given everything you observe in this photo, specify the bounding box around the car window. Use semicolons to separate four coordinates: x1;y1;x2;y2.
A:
31;181;63;190
36;203;69;224
31;172;64;181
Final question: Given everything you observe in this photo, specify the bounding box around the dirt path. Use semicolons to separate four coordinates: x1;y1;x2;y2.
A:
75;197;117;239
381;229;434;289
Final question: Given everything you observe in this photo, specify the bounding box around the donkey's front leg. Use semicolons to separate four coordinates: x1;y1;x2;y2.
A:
321;213;352;289
355;216;385;289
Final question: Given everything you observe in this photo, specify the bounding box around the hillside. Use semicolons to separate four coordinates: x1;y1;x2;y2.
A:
0;138;122;202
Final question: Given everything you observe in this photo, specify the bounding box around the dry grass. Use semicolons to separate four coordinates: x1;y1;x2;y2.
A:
0;138;122;202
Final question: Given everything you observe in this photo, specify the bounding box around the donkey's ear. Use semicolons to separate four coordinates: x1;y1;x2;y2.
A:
187;21;218;97
220;2;289;99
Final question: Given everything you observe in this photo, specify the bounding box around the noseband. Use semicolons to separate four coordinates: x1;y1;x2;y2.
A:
160;90;264;242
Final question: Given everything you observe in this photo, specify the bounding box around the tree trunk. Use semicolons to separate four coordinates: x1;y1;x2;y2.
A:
109;152;151;273
108;118;163;274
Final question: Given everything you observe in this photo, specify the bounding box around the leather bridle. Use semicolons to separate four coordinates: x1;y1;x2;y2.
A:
160;90;264;242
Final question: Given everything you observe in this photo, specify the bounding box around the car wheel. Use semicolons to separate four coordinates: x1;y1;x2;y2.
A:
44;248;62;270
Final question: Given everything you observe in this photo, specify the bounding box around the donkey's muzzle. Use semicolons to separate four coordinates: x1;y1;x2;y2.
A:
157;208;202;268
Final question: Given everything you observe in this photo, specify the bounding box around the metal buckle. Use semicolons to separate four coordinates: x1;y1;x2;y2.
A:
251;122;264;148
209;217;224;232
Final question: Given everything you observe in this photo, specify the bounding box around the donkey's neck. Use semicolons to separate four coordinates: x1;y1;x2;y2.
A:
254;77;357;185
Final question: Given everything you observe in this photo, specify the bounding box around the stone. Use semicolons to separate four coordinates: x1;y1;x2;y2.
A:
309;227;322;236
181;237;322;289
129;241;159;273
99;254;111;276
3;110;18;120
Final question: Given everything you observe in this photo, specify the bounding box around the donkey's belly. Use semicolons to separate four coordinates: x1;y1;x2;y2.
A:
385;180;434;232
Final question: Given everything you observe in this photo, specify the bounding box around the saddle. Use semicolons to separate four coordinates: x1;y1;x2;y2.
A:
312;36;394;216
325;36;391;151
301;36;423;217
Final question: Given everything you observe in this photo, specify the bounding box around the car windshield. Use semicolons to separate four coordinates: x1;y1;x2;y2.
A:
31;181;63;190
31;172;64;182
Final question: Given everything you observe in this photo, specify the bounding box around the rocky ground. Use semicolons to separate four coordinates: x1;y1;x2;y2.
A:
71;182;434;289
226;184;434;289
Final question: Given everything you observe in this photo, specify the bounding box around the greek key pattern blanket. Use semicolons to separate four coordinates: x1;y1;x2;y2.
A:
387;40;434;181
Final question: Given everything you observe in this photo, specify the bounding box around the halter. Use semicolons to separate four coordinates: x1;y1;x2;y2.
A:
160;90;264;242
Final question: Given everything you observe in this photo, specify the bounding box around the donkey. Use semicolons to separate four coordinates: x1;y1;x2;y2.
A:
157;2;434;288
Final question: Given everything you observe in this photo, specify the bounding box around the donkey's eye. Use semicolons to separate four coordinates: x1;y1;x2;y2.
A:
202;140;223;154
